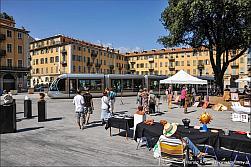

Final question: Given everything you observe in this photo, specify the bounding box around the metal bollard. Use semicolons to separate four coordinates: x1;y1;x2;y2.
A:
24;99;32;118
38;100;46;122
0;103;17;133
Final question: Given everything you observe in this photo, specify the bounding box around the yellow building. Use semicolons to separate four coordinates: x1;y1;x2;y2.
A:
0;13;32;92
30;35;128;87
125;47;250;89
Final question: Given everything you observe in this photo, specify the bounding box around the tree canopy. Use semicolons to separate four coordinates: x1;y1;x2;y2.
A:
158;0;251;92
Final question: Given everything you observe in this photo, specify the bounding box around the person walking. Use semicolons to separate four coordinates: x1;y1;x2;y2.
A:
83;88;94;125
101;91;111;125
191;87;196;104
180;86;187;113
72;90;85;129
141;88;149;114
108;87;116;115
167;86;173;109
148;90;156;115
136;89;143;106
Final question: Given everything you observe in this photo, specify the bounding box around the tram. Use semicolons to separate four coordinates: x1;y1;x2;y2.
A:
47;74;167;98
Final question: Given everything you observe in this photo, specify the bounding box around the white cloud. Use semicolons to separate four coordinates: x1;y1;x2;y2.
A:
34;38;40;41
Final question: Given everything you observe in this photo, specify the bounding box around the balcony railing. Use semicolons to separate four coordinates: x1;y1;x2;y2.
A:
61;49;67;54
130;68;136;71
197;64;205;69
0;34;6;41
61;61;67;67
0;49;7;57
95;63;101;67
109;65;114;69
149;67;154;71
87;62;93;66
168;56;175;61
0;66;30;72
169;66;175;70
148;58;154;62
130;61;136;64
91;51;98;58
231;63;239;68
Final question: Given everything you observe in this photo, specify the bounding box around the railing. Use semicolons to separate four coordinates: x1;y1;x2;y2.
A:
0;66;30;72
61;61;67;67
109;65;114;69
148;58;154;62
149;67;154;71
169;66;175;70
61;49;67;54
197;64;205;69
130;68;136;71
168;56;175;61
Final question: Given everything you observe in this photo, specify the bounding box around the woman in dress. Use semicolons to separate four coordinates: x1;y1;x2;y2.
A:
141;88;149;114
100;91;111;125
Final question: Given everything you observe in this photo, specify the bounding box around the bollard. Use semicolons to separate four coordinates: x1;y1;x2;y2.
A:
0;103;16;133
24;99;32;118
38;100;46;122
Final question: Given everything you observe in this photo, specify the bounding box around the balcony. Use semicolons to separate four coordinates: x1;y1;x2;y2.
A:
148;58;154;62
95;63;101;67
130;61;136;64
91;51;98;58
0;49;7;58
169;66;175;71
109;65;114;69
0;34;6;41
197;64;205;69
149;67;154;71
87;62;93;66
61;49;67;55
130;68;136;71
0;66;30;72
168;56;175;61
61;61;67;67
231;63;239;68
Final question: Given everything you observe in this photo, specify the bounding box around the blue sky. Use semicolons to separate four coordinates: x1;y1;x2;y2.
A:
1;0;168;52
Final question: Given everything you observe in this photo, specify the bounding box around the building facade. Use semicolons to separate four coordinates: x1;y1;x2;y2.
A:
125;47;249;89
0;13;32;92
30;35;128;87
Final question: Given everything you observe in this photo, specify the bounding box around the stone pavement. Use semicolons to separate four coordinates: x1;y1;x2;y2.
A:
0;93;250;166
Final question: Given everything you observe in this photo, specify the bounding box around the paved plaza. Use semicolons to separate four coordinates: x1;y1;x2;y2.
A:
1;93;250;166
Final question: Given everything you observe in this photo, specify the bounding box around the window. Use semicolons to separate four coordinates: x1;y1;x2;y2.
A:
155;62;157;68
73;45;76;50
73;65;76;72
7;30;12;37
78;79;102;91
175;61;179;66
36;59;39;65
72;55;76;61
187;69;190;74
193;60;196;66
55;56;59;62
56;66;58;73
46;67;48;73
193;69;196;75
181;61;184;66
45;58;48;64
50;57;54;63
50;48;53;53
33;60;35;65
40;58;44;64
140;63;144;68
78;56;82;61
78;66;81;72
41;68;43;74
187;61;190;66
51;67;53;73
56;47;58;52
17;46;22;54
165;62;168;67
7;59;12;67
160;62;163;67
7;44;12;52
78;47;81;51
240;57;244;63
18;32;22;39
36;68;39;74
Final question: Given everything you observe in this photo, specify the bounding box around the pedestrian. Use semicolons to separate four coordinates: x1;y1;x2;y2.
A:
148;90;156;115
136;89;143;106
108;87;116;115
167;86;173;109
101;91;111;125
180;86;187;113
83;88;94;125
191;87;196;104
3;90;13;105
72;90;85;129
141;88;149;114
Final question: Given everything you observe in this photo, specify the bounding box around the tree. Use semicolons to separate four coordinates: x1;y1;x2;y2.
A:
158;0;251;93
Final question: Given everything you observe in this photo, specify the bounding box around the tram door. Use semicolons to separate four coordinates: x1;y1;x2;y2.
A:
69;79;77;98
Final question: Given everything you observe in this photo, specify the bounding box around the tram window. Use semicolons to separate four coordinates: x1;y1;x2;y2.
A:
133;79;143;92
78;79;102;92
69;79;77;93
149;80;159;91
122;79;132;91
111;79;121;92
57;79;66;91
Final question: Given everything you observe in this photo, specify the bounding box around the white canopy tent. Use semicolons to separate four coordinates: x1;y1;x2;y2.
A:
235;77;251;83
160;70;208;95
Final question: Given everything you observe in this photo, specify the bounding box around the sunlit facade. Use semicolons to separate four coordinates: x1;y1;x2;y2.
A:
30;35;128;87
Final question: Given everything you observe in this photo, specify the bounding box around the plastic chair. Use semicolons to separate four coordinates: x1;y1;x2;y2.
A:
197;144;220;166
158;137;188;166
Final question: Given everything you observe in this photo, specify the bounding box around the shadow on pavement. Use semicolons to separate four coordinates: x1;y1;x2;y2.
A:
186;110;197;114
16;126;44;133
16;112;24;114
46;117;63;121
16;115;38;122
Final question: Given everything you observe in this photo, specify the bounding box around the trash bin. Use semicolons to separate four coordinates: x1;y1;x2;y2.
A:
24;99;32;118
0;103;17;133
38;101;46;122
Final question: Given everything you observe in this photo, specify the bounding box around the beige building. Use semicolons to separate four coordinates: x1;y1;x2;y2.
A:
30;35;128;87
0;13;32;92
125;47;250;89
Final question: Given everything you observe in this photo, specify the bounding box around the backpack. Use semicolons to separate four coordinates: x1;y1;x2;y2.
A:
109;91;116;100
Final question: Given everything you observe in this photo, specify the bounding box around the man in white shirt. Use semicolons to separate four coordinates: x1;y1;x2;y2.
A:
73;90;85;129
